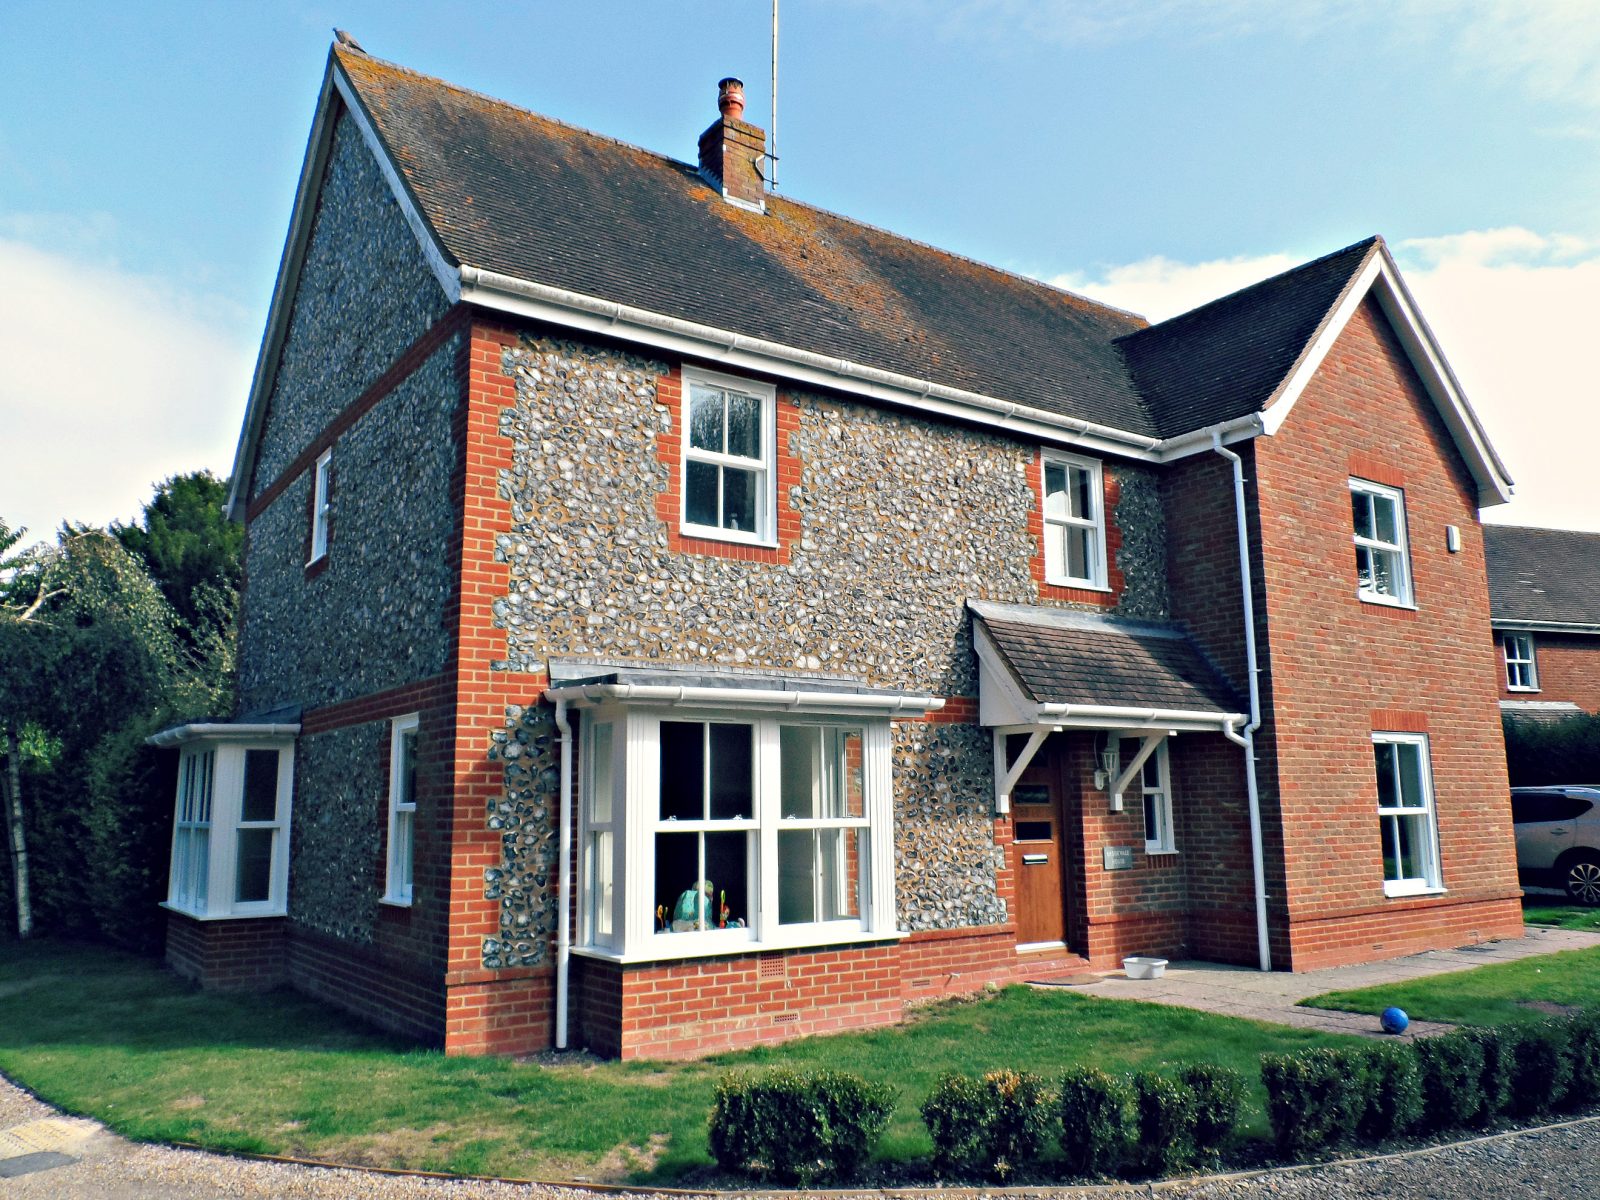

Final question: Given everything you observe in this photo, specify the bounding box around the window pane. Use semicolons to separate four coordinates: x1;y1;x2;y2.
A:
1372;493;1399;544
200;751;214;823
689;387;724;452
722;466;756;533
1144;796;1159;844
656;832;704;930
1374;743;1398;808
659;722;703;820
1043;526;1065;580
396;810;413;893
235;827;273;902
1066;527;1091;580
1043;464;1068;519
1381;815;1399;880
1352;490;1374;539
708;723;753;819
780;726;822;818
192;829;209;910
1141;754;1162;789
1396;743;1426;808
397;731;416;808
837;730;864;819
589;723;613;824
778;828;817;924
726;392;761;459
1355;544;1375;591
242;750;277;822
780;828;862;924
704;830;748;927
589;830;613;940
1374;548;1400;596
1072;466;1094;520
685;460;719;527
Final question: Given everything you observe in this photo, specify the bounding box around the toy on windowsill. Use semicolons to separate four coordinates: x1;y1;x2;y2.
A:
671;880;714;931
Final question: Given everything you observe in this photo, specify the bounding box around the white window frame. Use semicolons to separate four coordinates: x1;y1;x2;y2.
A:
1141;742;1176;855
1503;633;1539;692
383;714;420;905
678;367;777;547
164;740;295;919
576;704;897;962
1372;732;1443;897
1040;451;1108;590
1350;478;1413;607
308;448;332;564
170;748;216;914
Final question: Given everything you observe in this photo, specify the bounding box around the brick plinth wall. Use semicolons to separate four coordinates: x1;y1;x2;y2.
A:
1286;894;1525;972
165;912;287;991
288;927;445;1043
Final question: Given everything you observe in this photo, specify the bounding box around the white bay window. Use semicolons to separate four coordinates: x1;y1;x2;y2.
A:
561;681;923;961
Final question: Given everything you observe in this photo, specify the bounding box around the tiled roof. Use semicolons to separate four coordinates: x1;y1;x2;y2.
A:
1485;525;1600;628
973;605;1244;714
334;47;1157;435
1116;239;1378;438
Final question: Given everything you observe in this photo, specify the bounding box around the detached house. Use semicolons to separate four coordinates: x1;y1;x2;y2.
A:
1486;525;1600;721
152;40;1525;1059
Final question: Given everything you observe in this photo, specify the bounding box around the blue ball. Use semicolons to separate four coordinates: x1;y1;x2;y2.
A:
1380;1006;1410;1035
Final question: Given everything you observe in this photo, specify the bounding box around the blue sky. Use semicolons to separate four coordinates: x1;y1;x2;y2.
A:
4;0;1598;539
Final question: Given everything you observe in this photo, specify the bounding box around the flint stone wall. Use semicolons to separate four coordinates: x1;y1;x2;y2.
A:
484;335;1169;949
289;721;385;944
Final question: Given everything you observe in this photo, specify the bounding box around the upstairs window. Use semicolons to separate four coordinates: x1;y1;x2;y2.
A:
680;368;775;544
1503;633;1539;691
1350;479;1412;606
308;448;333;564
384;714;419;905
1141;743;1176;855
1373;732;1442;897
1041;452;1106;588
165;740;294;918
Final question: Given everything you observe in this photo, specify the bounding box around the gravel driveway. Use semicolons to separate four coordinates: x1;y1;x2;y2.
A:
3;1072;1595;1199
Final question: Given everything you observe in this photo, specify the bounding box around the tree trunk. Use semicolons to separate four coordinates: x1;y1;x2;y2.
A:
3;726;31;939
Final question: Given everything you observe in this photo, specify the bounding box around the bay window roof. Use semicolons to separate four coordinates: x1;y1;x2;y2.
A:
545;664;943;717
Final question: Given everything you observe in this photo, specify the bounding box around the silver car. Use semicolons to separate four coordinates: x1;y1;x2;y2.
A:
1511;786;1600;905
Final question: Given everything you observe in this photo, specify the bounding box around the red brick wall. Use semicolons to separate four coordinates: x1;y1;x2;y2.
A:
165;912;287;991
288;927;445;1042
1252;296;1523;967
1497;631;1600;713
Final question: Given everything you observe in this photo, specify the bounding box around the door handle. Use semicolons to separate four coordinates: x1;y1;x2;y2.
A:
1022;854;1049;866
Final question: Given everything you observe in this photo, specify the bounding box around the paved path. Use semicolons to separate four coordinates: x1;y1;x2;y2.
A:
1035;926;1600;1038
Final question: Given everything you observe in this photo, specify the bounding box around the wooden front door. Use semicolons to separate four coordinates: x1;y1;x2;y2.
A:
1013;775;1067;946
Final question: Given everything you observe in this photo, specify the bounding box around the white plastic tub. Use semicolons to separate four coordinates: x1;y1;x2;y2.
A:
1122;956;1168;980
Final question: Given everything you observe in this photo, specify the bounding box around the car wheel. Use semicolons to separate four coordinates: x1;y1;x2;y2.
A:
1562;854;1600;906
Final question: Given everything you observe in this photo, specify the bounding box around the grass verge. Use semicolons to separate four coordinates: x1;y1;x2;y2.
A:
1523;897;1600;932
1303;945;1600;1027
0;939;1360;1183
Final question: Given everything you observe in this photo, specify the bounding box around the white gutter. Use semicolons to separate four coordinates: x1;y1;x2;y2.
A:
146;723;301;748
1035;702;1246;730
1211;430;1271;973
543;682;944;716
1492;619;1600;636
554;698;573;1051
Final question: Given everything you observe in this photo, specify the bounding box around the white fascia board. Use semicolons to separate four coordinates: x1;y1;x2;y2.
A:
1254;244;1513;507
146;723;302;748
1037;703;1246;734
973;621;1040;727
1492;619;1600;636
542;682;944;717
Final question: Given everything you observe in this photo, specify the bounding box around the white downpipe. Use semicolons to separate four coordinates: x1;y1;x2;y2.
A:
554;698;573;1049
1212;430;1272;973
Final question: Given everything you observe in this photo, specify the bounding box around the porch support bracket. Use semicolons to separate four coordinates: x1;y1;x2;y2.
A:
1109;732;1169;812
992;727;1051;815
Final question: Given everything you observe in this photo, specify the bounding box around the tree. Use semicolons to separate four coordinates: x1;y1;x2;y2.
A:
113;471;242;641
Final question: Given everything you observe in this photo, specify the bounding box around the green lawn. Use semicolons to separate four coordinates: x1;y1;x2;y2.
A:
0;939;1359;1183
1303;945;1600;1028
1523;897;1600;932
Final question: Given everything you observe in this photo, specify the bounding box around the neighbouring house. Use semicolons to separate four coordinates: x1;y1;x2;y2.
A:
1486;525;1600;723
150;39;1525;1060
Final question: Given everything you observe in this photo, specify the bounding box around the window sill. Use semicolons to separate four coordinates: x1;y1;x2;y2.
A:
1144;847;1180;857
1381;882;1446;899
379;895;413;909
160;901;287;922
677;524;777;550
1506;687;1542;694
1044;578;1111;593
1357;593;1416;611
572;927;907;965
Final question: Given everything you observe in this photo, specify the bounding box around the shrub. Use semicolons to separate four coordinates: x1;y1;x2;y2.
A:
1506;1020;1572;1117
1179;1063;1244;1161
1359;1044;1422;1142
1058;1068;1132;1178
1465;1025;1513;1122
1131;1072;1197;1176
1414;1031;1484;1131
921;1070;1053;1180
1560;1009;1600;1109
1261;1048;1366;1156
708;1068;893;1184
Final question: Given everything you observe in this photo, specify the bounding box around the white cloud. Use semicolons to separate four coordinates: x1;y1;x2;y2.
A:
0;236;255;546
1054;229;1600;532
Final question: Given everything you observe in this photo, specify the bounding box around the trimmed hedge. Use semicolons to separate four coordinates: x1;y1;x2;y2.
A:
1359;1044;1422;1142
1058;1067;1132;1178
708;1068;893;1184
1507;1020;1572;1117
921;1069;1054;1180
1261;1047;1366;1155
1415;1031;1484;1131
1181;1063;1245;1161
1131;1071;1198;1176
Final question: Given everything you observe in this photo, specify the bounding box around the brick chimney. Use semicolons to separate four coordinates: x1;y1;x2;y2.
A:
697;77;767;212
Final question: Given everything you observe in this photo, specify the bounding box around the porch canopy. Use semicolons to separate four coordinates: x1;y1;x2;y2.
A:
968;600;1246;812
